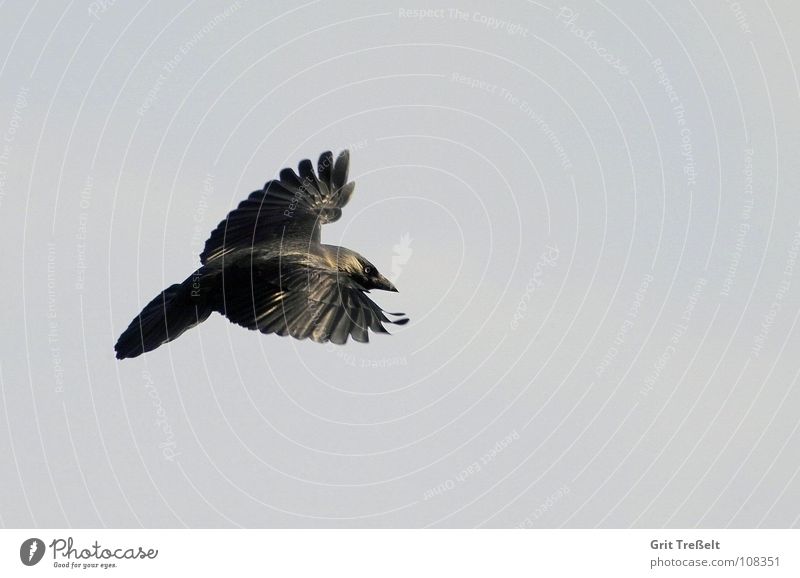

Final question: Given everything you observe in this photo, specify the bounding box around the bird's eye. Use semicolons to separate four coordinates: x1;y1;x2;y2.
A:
364;266;372;275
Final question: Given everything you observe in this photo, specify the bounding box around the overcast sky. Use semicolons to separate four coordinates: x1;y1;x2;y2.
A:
0;0;799;528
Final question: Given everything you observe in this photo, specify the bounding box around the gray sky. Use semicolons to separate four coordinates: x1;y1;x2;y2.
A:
1;0;799;528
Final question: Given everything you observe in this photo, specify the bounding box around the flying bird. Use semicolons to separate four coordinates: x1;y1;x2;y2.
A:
115;150;407;359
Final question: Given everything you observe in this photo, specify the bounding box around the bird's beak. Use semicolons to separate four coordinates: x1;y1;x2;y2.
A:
374;274;398;292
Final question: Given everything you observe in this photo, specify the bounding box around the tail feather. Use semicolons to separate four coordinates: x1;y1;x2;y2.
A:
115;279;213;359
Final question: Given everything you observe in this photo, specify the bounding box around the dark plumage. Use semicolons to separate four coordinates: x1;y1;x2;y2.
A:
114;150;407;359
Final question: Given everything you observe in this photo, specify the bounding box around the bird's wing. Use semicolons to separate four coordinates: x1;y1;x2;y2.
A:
221;260;408;344
200;150;355;264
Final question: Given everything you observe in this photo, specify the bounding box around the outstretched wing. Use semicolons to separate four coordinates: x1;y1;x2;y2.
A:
220;259;408;344
200;150;355;264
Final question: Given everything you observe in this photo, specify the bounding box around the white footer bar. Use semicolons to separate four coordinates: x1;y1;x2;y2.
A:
2;529;797;577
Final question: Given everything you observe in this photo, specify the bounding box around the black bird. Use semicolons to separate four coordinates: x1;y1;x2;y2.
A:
115;150;407;359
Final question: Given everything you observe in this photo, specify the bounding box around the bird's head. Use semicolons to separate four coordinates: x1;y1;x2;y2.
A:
334;248;397;292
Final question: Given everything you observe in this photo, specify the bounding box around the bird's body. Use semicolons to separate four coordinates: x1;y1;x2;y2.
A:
115;150;407;359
